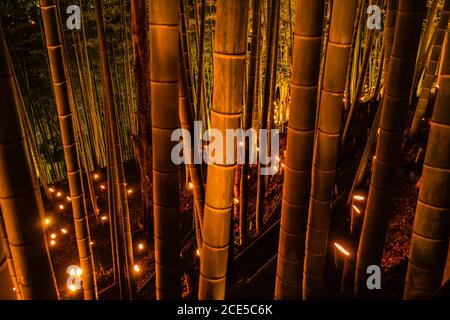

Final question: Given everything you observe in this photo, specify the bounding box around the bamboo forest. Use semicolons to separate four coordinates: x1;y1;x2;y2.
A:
0;0;450;304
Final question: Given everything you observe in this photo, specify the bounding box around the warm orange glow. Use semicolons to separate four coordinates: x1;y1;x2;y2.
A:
59;204;65;210
101;215;107;221
234;198;239;204
196;249;200;256
138;243;144;250
44;218;51;225
188;182;193;189
93;173;99;180
127;189;133;195
352;205;361;214
49;188;55;193
353;195;365;201
334;242;350;256
61;228;68;234
66;196;71;202
100;184;106;190
50;240;56;246
50;233;56;239
56;192;62;198
90;241;94;246
68;284;76;292
134;265;140;273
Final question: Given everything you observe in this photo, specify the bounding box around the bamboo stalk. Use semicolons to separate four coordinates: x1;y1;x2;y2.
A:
39;0;97;300
404;25;450;300
303;0;358;299
275;0;324;300
0;25;59;300
355;0;427;298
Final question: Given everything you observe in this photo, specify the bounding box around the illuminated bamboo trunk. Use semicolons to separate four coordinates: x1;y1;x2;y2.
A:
199;0;249;300
404;27;450;300
149;0;181;299
0;26;59;300
274;0;324;300
381;0;398;94
39;0;97;300
303;0;358;299
93;0;135;298
240;0;261;246
0;210;16;299
179;0;195;115
355;0;426;298
413;0;440;93
411;2;449;137
178;47;205;248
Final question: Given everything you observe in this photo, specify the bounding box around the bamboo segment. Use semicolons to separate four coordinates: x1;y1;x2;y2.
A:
381;0;398;95
178;46;205;248
274;0;324;300
39;0;97;300
199;0;249;300
302;0;358;299
411;2;450;137
0;26;59;300
240;0;262;246
149;0;181;299
0;210;16;299
355;0;427;298
404;27;450;300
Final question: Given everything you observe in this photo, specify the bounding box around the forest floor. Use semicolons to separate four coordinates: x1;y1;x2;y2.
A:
44;100;425;300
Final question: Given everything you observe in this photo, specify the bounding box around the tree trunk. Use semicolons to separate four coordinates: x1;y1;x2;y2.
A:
303;0;358;299
355;0;427;298
199;0;249;300
274;0;324;300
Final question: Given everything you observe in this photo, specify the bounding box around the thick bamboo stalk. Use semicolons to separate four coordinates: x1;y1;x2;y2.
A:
240;0;262;246
199;0;249;300
0;26;59;300
149;0;181;299
404;27;450;300
274;0;324;300
411;2;449;137
39;0;97;300
303;0;358;299
355;0;427;298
